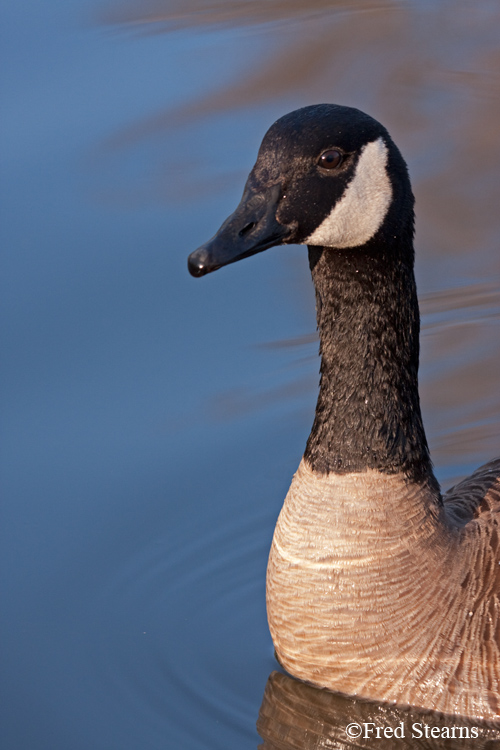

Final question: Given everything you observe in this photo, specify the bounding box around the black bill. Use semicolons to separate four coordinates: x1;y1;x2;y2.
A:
188;183;293;277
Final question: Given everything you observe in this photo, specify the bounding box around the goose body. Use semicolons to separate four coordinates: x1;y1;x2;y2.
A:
188;104;500;721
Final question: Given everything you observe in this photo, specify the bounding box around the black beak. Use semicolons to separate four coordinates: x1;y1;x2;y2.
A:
188;183;293;277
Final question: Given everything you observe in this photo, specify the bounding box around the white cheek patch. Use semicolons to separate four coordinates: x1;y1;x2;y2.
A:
305;137;392;248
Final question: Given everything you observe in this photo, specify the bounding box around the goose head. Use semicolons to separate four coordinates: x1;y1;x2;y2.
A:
188;104;414;277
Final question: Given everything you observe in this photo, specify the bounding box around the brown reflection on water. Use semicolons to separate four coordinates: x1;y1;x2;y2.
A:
101;0;401;35
257;671;500;749
101;0;500;479
101;2;500;169
420;281;500;481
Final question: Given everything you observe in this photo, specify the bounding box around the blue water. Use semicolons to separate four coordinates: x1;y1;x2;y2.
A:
2;1;500;748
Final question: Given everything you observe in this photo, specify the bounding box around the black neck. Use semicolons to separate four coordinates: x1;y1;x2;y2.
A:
304;242;438;488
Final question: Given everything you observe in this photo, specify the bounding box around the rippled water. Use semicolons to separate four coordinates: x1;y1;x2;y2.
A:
2;1;500;748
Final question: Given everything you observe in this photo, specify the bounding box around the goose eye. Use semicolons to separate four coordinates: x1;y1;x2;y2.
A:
318;149;342;170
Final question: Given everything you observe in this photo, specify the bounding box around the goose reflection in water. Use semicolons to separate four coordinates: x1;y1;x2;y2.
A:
257;671;500;750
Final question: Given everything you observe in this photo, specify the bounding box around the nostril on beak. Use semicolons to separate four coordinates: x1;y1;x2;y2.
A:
239;222;255;237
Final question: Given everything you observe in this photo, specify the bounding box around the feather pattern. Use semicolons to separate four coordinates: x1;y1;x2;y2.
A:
267;459;500;720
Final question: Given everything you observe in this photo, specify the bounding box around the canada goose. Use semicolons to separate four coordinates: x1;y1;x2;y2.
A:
187;104;500;722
